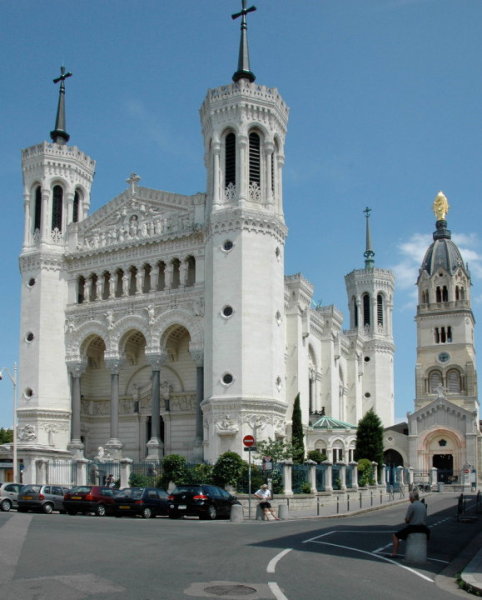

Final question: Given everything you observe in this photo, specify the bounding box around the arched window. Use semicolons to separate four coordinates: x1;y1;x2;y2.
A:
115;269;124;298
142;264;151;293
377;294;383;326
442;286;448;302
429;370;443;393
363;293;370;326
186;256;196;287
171;259;181;289
353;297;358;328
77;276;85;304
157;261;166;291
436;287;442;302
52;185;63;231
34;186;42;232
447;369;461;393
102;272;110;300
249;131;261;187
225;132;236;188
128;266;137;296
73;190;80;223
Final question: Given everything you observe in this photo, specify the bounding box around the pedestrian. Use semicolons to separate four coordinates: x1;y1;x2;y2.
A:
106;474;115;488
391;489;430;557
254;484;279;521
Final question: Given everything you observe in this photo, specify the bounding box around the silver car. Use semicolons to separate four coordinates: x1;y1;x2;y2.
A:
0;482;23;511
18;484;70;514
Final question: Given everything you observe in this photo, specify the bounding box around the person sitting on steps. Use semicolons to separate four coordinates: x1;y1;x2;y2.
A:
254;484;280;521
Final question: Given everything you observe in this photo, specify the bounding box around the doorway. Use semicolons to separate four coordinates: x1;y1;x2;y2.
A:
433;454;453;483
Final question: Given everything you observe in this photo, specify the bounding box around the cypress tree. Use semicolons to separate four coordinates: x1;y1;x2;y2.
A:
354;409;384;466
291;393;305;464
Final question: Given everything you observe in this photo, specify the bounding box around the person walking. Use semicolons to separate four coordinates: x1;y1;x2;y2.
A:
391;489;430;556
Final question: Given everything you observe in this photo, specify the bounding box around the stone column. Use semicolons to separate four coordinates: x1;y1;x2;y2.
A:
264;141;274;208
396;465;404;486
41;187;50;241
146;354;165;460
36;458;48;485
135;267;143;295
151;264;159;291
323;460;333;492
165;263;173;290
408;466;414;487
180;260;188;287
190;347;204;462
67;362;85;458
95;273;102;300
339;462;347;491
372;461;379;485
23;192;31;244
381;464;387;488
122;272;129;296
75;458;89;486
212;141;221;207
430;467;438;489
120;458;133;489
306;459;317;494
349;462;359;490
84;277;91;303
105;359;123;459
238;134;248;206
282;459;293;496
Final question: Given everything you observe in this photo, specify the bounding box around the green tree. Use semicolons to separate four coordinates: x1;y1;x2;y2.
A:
212;451;245;488
255;438;294;463
354;409;384;466
291;393;305;464
307;449;327;464
0;428;13;444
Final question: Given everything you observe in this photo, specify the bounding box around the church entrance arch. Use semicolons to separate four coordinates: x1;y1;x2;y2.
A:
421;428;462;484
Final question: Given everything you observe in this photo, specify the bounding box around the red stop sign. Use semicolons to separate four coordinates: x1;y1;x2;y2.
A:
243;435;255;447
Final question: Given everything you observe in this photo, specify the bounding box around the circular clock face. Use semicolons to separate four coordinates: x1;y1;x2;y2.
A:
438;352;450;363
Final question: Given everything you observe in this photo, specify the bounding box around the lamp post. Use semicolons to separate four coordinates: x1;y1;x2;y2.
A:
0;364;17;482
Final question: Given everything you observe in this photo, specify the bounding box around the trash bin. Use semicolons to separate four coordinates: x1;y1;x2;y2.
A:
438;482;445;492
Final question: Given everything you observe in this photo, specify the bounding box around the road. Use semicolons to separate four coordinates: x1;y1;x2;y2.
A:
0;493;480;600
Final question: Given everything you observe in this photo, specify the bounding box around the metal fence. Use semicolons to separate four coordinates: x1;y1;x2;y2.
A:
315;464;326;491
47;459;76;486
292;463;310;493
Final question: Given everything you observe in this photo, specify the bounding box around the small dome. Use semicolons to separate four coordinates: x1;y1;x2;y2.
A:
419;219;469;279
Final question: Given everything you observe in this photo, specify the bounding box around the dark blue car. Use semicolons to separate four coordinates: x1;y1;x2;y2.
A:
114;487;169;518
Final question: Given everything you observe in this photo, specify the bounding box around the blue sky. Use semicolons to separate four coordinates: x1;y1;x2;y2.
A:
1;0;482;427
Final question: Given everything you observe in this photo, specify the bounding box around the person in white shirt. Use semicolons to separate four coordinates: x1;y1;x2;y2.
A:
254;484;279;520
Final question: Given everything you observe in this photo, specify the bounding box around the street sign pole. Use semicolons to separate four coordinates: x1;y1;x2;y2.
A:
248;449;252;520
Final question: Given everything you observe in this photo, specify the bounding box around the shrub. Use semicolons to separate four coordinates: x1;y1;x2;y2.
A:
212;451;244;488
357;458;375;487
188;463;214;484
129;472;150;487
300;482;312;494
307;449;327;463
161;454;189;488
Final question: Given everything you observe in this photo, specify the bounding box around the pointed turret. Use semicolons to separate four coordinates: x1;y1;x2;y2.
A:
363;207;375;269
231;1;256;83
50;66;72;144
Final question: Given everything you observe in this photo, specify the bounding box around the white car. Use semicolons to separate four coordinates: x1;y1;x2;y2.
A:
0;483;23;511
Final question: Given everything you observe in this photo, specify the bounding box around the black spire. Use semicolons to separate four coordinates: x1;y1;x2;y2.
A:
231;1;256;83
363;207;375;269
50;66;72;144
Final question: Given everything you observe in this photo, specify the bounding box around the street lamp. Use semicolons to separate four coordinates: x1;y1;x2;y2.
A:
0;364;17;482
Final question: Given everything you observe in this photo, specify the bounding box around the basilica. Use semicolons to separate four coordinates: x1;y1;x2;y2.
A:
9;6;480;485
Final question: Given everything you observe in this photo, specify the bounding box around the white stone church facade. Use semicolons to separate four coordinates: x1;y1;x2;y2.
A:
11;13;396;478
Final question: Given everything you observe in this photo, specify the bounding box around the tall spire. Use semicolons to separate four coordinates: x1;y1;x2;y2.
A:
231;1;256;83
363;207;375;269
50;66;72;144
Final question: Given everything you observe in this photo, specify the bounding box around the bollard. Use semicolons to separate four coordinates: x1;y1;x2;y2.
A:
405;533;427;564
347;494;350;512
230;503;244;523
278;504;289;520
255;504;264;521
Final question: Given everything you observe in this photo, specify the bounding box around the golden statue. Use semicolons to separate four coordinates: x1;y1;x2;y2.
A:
433;191;449;220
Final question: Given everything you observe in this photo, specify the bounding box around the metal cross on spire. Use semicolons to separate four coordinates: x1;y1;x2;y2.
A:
231;0;257;83
50;66;72;144
363;207;375;269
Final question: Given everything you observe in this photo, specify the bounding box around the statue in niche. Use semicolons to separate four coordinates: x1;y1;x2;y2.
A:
105;310;114;330
434;384;446;400
216;415;239;435
146;304;155;325
160;380;172;411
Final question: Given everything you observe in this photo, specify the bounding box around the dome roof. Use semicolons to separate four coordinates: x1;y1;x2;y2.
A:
311;415;357;430
419;219;469;279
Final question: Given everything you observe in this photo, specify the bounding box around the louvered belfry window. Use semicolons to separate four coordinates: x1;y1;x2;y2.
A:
363;293;370;326
73;190;80;223
429;370;442;392
34;186;42;231
52;185;63;231
447;369;461;393
225;132;236;188
377;294;384;326
249;132;261;186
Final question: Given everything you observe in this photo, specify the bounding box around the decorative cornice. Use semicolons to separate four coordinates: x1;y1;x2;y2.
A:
207;209;287;243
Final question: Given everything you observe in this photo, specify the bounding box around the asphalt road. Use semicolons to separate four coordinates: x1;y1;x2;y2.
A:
0;494;479;600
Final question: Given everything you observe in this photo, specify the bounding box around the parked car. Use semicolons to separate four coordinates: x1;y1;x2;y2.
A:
114;487;169;519
18;484;70;514
0;482;23;512
168;484;240;520
63;485;117;516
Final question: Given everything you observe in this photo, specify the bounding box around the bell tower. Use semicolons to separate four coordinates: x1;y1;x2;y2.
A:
200;3;289;461
18;67;95;455
344;208;395;427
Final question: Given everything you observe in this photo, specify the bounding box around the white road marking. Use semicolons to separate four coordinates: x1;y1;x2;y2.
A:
269;581;290;600
302;531;335;543
305;539;434;583
267;548;292;573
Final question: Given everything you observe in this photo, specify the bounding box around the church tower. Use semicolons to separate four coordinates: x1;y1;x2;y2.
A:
408;193;480;482
18;68;95;461
200;3;289;461
414;192;477;412
344;208;395;427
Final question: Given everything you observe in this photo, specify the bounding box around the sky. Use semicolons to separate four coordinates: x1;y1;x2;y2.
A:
1;0;482;427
